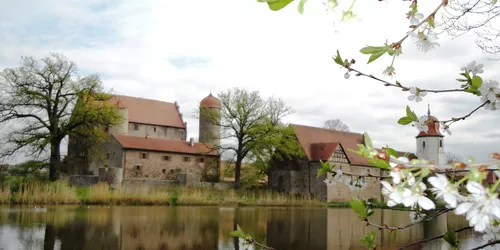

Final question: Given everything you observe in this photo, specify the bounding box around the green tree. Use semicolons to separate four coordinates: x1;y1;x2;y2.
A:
200;88;303;189
0;53;122;181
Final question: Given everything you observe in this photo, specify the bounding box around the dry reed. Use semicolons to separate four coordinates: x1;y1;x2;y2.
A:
0;181;324;206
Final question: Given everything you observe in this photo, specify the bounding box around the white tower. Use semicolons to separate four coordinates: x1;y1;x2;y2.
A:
416;105;445;165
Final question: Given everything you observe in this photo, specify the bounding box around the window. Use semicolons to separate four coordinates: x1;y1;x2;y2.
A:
170;169;174;174
183;156;190;162
162;169;166;174
154;127;157;132
141;152;148;159
133;123;139;130
163;155;171;161
423;141;426;149
135;164;142;171
106;153;110;159
332;148;349;163
440;140;443;148
199;157;205;163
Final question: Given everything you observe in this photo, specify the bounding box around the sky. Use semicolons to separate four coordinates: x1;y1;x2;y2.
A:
0;0;499;163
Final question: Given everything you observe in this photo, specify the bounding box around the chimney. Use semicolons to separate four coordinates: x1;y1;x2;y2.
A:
189;138;194;147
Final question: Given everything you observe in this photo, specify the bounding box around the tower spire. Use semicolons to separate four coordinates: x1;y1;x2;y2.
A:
427;103;431;116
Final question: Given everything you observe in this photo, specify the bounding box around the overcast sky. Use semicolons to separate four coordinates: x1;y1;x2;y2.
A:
0;0;499;163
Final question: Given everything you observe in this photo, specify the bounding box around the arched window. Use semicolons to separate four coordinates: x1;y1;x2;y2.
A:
440;140;443;148
422;141;426;149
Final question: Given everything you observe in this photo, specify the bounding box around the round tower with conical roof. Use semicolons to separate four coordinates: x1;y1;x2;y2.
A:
199;93;221;150
416;104;445;165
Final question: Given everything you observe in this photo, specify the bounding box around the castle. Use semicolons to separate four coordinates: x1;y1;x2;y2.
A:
268;106;446;202
66;93;222;185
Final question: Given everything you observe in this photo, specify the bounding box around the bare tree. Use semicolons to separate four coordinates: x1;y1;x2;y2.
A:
446;152;463;164
323;119;350;132
0;53;122;181
439;0;500;55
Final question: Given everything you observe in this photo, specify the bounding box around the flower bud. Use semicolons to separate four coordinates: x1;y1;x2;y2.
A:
344;72;350;79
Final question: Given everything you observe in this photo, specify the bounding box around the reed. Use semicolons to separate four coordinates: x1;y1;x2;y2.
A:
0;181;324;206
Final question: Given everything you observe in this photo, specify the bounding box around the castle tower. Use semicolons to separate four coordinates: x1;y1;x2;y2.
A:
199;93;221;150
416;105;445;165
110;99;129;135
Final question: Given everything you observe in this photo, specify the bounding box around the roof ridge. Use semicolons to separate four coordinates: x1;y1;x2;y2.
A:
112;94;177;106
290;123;364;136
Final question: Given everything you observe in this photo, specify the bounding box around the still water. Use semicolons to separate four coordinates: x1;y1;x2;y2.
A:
0;205;484;250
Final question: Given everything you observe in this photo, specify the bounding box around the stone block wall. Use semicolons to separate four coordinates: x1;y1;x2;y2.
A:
326;164;383;202
68;175;99;187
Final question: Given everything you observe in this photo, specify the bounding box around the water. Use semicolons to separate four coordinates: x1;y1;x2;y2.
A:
0;205;483;250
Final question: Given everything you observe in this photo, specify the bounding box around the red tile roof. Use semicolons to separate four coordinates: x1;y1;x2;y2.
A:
113;134;217;156
310;142;347;162
200;93;221;108
416;116;444;138
110;95;185;128
291;124;416;167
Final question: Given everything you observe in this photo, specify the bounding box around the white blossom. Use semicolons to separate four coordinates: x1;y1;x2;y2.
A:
455;181;500;232
407;87;427;102
481;96;499;111
413;115;429;133
383;66;395;77
407;30;440;52
439;122;451;136
344;72;350;79
409;210;426;223
401;182;436;210
381;181;409;207
461;60;484;76
409;13;425;25
428;174;465;208
479;80;500;103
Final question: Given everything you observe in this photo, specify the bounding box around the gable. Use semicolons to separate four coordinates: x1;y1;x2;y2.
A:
329;144;350;164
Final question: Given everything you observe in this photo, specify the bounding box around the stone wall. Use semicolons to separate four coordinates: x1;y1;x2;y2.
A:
326;164;383;202
123;149;219;181
268;160;327;201
68;175;99;187
99;167;124;187
127;122;185;140
89;137;125;175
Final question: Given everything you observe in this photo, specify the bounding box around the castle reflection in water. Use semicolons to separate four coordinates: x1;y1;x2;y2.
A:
0;206;482;250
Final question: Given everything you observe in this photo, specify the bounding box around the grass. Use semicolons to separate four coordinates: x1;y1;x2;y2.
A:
0;181;325;207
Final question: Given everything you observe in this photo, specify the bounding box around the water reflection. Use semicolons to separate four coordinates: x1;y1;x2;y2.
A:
0;205;482;250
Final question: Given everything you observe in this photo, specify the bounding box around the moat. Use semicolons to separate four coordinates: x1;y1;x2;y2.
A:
0;205;482;250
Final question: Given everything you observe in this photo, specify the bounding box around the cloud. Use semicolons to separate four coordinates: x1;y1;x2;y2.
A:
0;0;499;164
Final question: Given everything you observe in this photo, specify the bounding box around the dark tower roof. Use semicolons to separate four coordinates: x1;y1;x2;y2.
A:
200;93;221;108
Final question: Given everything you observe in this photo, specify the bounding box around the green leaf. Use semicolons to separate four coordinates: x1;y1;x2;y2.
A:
468;156;476;163
367;50;386;64
297;0;307;14
317;161;331;178
229;224;247;239
363;133;373;150
333;50;344;66
350;198;367;219
360;230;377;250
359;46;386;55
443;231;460;249
405;105;418;121
471;75;483;88
384;147;399;158
258;0;295;11
398;116;414;125
368;158;391;170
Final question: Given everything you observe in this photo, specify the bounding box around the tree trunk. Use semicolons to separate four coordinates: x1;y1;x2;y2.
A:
49;139;62;182
234;159;242;190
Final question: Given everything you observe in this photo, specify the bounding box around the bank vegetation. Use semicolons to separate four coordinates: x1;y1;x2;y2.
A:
0;180;324;207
